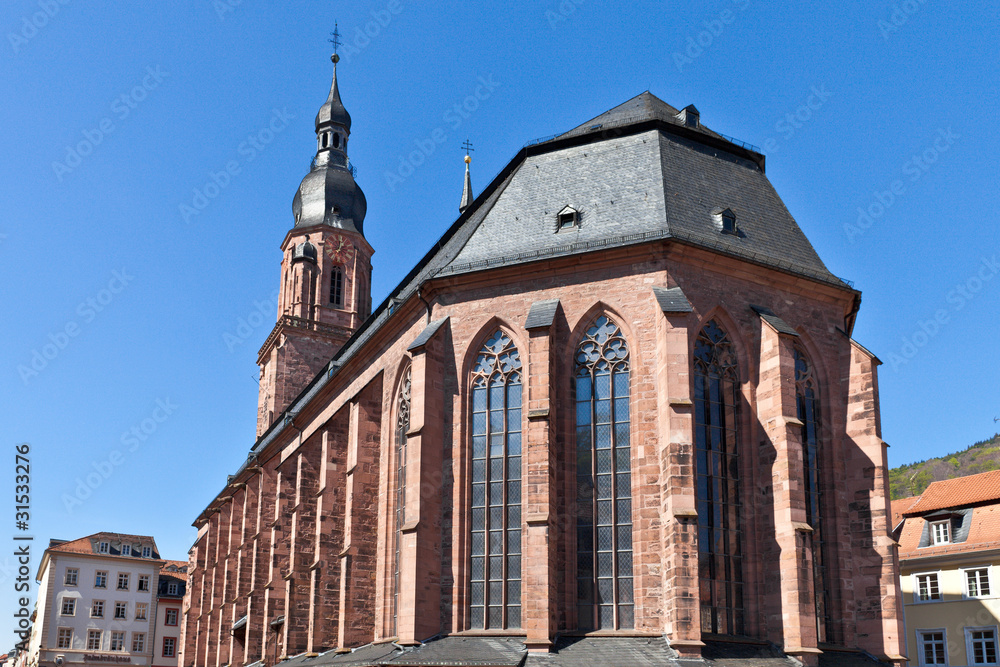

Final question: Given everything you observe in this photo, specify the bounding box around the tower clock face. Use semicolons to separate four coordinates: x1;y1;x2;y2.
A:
325;233;355;263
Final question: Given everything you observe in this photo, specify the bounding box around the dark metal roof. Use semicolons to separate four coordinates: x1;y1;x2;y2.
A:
270;637;891;667
750;305;799;337
316;62;351;132
524;299;560;329
652;286;693;313
407;317;449;352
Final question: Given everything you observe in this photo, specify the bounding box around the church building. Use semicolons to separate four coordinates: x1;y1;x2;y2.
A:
181;47;906;667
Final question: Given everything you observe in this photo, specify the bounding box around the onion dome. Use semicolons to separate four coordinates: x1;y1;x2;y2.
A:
292;53;367;237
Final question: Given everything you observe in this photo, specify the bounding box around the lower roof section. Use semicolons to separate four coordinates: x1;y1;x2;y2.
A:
271;636;891;667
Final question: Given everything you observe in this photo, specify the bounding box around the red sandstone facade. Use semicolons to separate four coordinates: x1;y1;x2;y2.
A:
182;62;905;667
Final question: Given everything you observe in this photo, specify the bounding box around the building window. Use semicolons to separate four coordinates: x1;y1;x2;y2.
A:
110;631;125;652
795;347;833;643
117;573;130;590
919;630;948;666
392;366;411;638
121;544;131;556
931;520;951;545
141;546;152;558
138;575;150;592
57;628;73;649
135;603;148;620
916;572;942;602
165;608;179;626
967;568;992;598
694;320;745;635
114;601;128;620
95;570;108;588
575;316;634;631
557;206;578;229
92;600;104;618
132;632;145;653
162;637;176;658
721;209;738;235
469;330;523;630
60;598;76;616
98;541;109;554
87;630;102;651
167;582;179;596
65;568;78;586
967;628;999;666
330;266;344;308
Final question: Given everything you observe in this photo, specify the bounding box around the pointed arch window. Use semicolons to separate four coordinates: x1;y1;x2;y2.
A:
330;267;344;308
469;331;522;630
795;347;833;643
392;367;411;638
693;320;745;635
575;316;634;631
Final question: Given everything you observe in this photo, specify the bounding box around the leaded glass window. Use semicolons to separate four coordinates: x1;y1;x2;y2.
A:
795;347;833;643
694;320;744;635
575;316;634;630
392;367;411;638
469;331;522;629
330;267;344;308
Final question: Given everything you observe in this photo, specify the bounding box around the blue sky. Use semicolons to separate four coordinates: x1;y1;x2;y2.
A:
1;0;998;647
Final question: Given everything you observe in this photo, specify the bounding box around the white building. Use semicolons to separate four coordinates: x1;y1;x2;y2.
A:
27;534;166;667
150;562;185;667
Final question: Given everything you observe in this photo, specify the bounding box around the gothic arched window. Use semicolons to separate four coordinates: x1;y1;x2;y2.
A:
469;331;522;630
392;367;411;638
693;320;744;635
575;316;633;631
795;347;832;642
330;267;344;308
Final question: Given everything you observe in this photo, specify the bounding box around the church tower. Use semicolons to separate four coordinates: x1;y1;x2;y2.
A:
256;47;373;436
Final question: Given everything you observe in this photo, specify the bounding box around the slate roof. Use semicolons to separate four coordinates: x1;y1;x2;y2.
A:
46;532;159;558
271;637;889;667
201;90;856;522
904;470;1000;515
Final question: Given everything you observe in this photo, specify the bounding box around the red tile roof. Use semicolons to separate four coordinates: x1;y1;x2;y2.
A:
898;500;1000;557
891;496;919;528
904;470;1000;515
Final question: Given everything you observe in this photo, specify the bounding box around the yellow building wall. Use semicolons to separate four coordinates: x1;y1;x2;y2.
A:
901;562;1000;667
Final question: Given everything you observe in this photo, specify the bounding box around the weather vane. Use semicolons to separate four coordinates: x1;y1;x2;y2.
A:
329;22;341;62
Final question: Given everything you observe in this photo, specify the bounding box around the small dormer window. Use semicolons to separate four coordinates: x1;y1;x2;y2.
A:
557;206;578;230
98;541;109;554
931;519;951;545
142;546;151;558
721;209;738;235
121;544;131;556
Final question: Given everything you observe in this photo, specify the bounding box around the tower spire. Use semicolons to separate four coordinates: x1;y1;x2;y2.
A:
460;140;474;213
